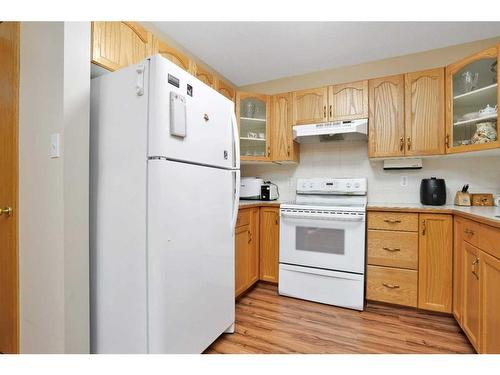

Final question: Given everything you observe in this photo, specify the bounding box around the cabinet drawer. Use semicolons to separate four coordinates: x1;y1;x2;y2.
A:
367;230;418;269
367;265;418;307
368;212;419;232
480;224;500;260
462;218;481;247
236;209;251;228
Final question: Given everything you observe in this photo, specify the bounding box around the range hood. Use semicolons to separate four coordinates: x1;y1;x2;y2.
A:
293;119;368;143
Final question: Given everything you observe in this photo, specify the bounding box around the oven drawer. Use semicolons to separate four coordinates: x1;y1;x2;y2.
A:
278;264;364;310
368;212;419;232
367;230;418;270
366;265;417;307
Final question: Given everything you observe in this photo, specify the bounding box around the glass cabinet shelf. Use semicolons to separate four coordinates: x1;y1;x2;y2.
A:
453;113;497;127
453;83;497;101
240;137;267;141
240;117;266;122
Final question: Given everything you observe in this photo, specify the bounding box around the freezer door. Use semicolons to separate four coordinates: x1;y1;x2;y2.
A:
148;55;238;169
147;159;235;353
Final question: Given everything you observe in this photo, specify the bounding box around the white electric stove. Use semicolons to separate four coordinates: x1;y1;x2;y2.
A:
278;178;367;310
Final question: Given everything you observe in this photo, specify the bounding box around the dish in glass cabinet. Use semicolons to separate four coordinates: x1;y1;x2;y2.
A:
471;122;497;144
461;112;479;121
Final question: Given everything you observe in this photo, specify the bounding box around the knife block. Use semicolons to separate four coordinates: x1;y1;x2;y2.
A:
454;191;471;206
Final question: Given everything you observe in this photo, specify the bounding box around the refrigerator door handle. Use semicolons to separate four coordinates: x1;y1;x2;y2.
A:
230;110;240;169
231;170;241;233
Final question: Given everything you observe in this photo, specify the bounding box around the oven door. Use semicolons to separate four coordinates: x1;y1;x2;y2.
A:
280;210;366;274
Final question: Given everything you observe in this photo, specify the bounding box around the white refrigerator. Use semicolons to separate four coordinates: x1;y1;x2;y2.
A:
90;55;240;353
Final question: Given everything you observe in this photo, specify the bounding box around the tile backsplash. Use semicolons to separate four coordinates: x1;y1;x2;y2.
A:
241;141;500;204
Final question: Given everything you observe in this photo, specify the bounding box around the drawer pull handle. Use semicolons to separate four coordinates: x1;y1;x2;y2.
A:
472;258;479;279
464;229;475;235
382;247;401;252
384;219;401;224
382;283;400;289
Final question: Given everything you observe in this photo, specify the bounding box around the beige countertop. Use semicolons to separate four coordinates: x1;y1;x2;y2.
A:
239;200;283;208
368;202;500;228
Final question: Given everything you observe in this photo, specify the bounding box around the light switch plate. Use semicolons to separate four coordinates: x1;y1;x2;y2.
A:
50;133;61;158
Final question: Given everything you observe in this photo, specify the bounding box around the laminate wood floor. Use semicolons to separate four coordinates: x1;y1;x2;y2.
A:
205;283;475;354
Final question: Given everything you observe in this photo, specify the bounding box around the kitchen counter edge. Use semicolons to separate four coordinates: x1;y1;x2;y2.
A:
368;203;500;229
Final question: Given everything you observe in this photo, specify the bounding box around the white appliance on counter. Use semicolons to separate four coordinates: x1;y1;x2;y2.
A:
279;178;367;310
293;119;368;143
240;177;264;200
90;55;240;353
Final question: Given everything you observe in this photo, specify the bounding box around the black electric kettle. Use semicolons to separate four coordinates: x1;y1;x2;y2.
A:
420;177;446;206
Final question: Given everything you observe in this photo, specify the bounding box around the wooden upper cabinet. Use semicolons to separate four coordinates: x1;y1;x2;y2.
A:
404;68;445;156
368;75;405;158
237;92;271;161
328;80;368;121
418;214;453;313
91;21;152;71
193;63;215;88
151;36;194;73
292;87;328;125
445;45;499;154
462;242;481;351
215;78;236;102
271;93;299;163
480;250;500;353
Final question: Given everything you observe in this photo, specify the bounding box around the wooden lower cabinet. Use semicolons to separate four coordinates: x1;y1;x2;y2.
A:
480;251;500;353
259;207;280;283
234;208;259;298
235;206;280;297
418;214;452;313
235;224;251;297
453;218;500;353
367;211;452;313
366;265;417;307
462;242;481;351
453;217;464;323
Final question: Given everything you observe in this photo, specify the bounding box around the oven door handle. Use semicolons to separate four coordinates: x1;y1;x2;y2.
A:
280;211;365;222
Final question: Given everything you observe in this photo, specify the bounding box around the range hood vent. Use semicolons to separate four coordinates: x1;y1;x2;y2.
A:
293;119;368;143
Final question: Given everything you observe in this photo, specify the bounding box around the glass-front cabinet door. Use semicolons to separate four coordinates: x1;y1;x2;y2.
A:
446;45;499;153
236;92;271;161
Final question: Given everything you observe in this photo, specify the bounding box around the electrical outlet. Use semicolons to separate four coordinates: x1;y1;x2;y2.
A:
400;176;408;187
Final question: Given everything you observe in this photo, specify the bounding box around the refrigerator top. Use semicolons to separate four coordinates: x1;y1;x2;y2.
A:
147;55;240;170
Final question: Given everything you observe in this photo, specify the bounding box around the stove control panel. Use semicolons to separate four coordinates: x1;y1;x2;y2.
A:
296;178;367;195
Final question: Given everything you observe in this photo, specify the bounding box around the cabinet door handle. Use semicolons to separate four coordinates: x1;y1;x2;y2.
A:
383;219;401;224
275;213;279;226
382;247;401;252
399;137;404;151
445;134;450;148
472;258;479;279
329;104;332;118
323;105;327;119
422;220;426;235
407;136;411;150
267;146;271;157
464;228;475;235
287;145;291;157
382;283;400;289
247;230;252;244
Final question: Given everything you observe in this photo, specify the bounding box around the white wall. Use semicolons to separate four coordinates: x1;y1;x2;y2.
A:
242;142;500;204
19;22;90;353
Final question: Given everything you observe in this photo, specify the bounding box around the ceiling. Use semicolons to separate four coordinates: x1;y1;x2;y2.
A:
150;22;500;86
